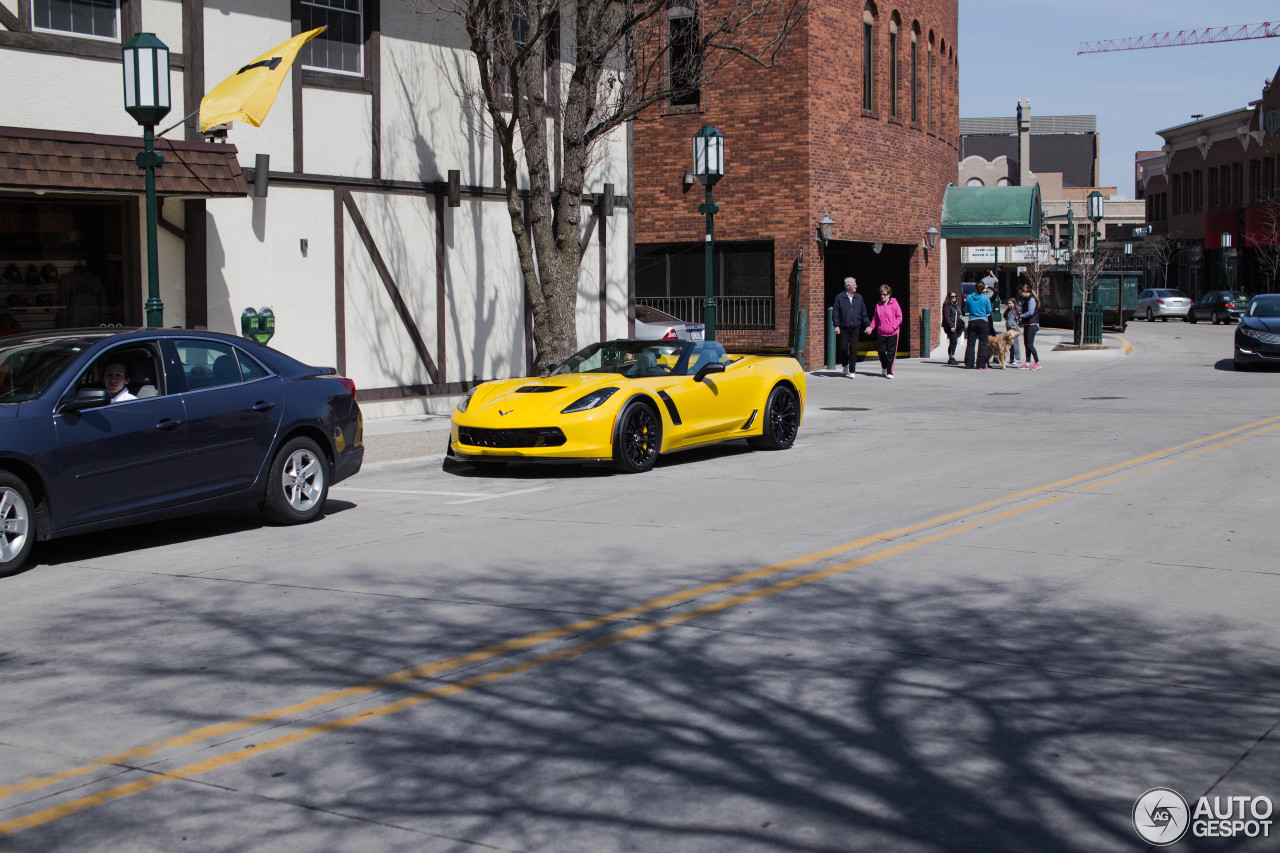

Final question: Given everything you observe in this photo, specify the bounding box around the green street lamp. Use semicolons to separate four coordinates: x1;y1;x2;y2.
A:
693;126;724;340
1084;190;1104;344
122;33;171;328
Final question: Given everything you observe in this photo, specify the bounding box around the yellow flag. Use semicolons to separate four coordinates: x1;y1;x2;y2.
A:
199;27;325;132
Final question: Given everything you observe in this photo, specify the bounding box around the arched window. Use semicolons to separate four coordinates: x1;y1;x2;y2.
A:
966;177;984;187
862;3;877;112
910;22;920;124
668;1;701;108
888;13;900;119
938;38;946;129
927;31;934;132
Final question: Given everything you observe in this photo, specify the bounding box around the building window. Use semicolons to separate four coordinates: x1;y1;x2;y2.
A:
1192;170;1202;212
966;177;984;187
861;6;875;112
668;2;701;108
910;25;919;124
1250;160;1261;203
1208;168;1218;209
1171;174;1181;214
32;0;119;40
636;241;775;329
888;16;899;119
301;0;364;75
926;34;934;132
1232;162;1243;207
1265;157;1277;200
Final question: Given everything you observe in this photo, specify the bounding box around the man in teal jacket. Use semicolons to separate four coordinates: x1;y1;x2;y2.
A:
964;283;993;369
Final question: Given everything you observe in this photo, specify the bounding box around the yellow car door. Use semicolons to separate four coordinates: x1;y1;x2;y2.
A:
663;352;762;448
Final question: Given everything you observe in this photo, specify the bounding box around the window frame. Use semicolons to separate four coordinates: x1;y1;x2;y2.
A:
860;5;875;114
667;1;702;109
887;16;899;120
30;0;121;42
299;0;365;77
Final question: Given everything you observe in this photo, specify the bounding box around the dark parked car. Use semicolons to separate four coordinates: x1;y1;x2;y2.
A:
1186;291;1249;325
1234;294;1280;370
0;328;363;576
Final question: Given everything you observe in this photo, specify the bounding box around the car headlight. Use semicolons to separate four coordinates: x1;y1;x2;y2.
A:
561;387;619;414
1241;327;1265;340
457;386;478;413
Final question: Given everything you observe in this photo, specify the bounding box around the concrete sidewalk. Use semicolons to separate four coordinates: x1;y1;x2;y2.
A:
357;327;1131;465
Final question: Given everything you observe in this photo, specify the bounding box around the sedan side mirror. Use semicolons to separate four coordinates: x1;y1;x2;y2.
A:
694;362;726;383
64;387;112;412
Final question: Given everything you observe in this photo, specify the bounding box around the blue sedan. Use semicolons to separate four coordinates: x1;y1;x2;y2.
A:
0;328;363;576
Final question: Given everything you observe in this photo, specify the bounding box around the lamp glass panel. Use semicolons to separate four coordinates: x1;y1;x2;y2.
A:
137;47;155;107
123;50;137;107
157;48;170;108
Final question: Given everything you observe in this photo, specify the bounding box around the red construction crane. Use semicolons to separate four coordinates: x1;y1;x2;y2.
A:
1078;22;1279;55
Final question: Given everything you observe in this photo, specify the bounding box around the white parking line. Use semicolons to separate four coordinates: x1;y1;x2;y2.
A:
335;486;552;504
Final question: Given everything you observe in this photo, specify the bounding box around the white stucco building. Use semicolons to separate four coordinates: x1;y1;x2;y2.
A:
0;0;631;415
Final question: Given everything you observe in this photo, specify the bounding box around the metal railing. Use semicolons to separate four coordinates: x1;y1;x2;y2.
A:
635;296;774;329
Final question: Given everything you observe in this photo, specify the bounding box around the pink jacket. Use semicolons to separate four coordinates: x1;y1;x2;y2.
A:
868;298;903;336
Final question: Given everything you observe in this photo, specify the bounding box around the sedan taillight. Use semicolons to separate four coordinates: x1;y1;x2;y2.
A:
1156;300;1165;305
662;329;678;340
338;377;357;399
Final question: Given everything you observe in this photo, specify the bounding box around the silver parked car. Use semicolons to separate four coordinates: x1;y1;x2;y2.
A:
1136;288;1191;322
633;305;706;341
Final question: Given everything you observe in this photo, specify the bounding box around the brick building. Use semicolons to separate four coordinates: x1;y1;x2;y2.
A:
1136;65;1280;296
632;0;959;369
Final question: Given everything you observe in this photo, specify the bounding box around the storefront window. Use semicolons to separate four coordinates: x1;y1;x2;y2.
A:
0;199;129;334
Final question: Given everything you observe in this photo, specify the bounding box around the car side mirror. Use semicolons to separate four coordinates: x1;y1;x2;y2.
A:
64;387;112;412
694;362;725;383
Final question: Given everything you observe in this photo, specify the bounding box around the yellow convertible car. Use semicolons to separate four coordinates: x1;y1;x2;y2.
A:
449;339;806;473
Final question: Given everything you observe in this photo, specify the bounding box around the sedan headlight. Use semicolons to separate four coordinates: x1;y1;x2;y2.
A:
1240;327;1265;341
561;387;619;414
457;386;478;413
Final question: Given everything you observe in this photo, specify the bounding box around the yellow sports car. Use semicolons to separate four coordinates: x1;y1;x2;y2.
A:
449;339;806;473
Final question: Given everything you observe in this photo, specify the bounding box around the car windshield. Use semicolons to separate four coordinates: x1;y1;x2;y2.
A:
552;341;683;377
0;340;86;405
1248;298;1280;318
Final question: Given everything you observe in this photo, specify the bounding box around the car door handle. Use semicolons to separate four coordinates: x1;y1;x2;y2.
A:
251;401;276;412
155;418;183;431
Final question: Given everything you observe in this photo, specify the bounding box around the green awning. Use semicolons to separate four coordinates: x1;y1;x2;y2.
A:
941;183;1042;241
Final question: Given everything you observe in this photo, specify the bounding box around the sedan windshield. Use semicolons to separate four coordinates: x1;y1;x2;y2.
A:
1248;298;1280;318
0;340;86;405
553;341;683;377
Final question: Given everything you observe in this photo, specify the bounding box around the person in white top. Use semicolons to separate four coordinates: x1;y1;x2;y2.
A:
102;361;136;403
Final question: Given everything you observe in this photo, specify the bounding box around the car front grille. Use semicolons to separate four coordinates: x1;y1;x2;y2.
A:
458;426;567;448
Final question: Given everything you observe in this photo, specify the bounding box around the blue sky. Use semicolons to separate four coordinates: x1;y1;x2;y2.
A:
958;2;1280;197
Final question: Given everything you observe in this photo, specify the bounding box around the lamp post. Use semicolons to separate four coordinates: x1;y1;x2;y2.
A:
1084;191;1104;343
692;126;724;340
1221;231;1236;290
122;33;171;328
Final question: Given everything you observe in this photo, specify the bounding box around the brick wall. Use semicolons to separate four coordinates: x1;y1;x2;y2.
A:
633;0;959;370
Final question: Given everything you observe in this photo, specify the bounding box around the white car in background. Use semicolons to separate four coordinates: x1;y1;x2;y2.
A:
1136;288;1191;322
633;305;705;341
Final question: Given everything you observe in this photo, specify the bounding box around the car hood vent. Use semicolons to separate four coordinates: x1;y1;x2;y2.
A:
516;386;565;393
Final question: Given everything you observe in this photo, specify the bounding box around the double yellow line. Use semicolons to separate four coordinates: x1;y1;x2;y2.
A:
3;414;1279;835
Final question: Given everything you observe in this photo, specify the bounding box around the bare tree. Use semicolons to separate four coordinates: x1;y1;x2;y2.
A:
1138;231;1179;290
1246;196;1280;294
438;0;806;372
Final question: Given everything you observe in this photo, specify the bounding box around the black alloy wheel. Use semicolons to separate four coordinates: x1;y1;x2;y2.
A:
613;400;661;473
748;385;800;451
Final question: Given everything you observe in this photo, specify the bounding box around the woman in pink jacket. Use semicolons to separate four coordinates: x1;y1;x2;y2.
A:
867;284;903;378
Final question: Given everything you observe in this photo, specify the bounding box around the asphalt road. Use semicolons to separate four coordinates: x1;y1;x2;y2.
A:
1;321;1278;852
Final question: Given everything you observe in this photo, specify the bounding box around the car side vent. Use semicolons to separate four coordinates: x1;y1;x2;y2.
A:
516;386;564;393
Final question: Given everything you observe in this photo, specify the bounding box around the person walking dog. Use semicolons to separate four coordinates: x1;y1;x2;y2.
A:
964;282;992;369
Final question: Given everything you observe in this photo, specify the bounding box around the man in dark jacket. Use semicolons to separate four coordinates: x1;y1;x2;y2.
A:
832;277;871;377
